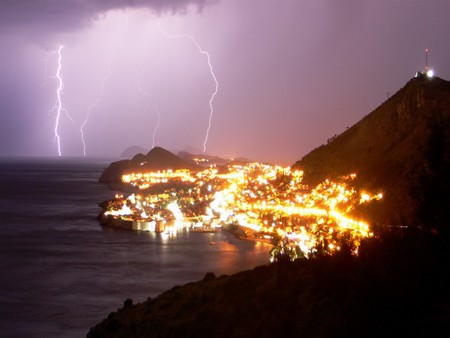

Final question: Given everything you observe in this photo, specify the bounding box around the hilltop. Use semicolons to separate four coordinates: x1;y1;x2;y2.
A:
294;75;450;236
99;146;255;188
99;146;199;187
120;145;148;158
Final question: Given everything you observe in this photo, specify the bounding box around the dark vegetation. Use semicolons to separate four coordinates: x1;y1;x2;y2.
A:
87;231;449;338
90;76;450;337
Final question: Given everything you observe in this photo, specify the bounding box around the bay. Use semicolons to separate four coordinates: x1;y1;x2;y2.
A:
0;157;271;337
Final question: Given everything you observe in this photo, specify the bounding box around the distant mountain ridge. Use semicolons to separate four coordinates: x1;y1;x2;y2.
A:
177;151;229;166
100;146;256;186
120;145;149;158
294;76;450;234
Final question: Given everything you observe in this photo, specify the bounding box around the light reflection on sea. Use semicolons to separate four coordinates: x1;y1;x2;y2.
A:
0;157;271;338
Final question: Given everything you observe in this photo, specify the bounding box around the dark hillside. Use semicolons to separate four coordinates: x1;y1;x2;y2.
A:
99;147;199;185
87;234;449;338
294;76;450;233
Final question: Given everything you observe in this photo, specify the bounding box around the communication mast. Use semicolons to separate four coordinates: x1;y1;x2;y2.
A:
416;48;434;78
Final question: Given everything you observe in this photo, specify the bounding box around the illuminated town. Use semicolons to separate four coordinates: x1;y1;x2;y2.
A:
101;160;382;261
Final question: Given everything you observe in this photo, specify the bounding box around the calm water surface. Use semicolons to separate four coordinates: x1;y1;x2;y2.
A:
0;157;272;337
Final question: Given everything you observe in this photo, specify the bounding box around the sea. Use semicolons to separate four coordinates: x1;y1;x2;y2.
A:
0;157;272;338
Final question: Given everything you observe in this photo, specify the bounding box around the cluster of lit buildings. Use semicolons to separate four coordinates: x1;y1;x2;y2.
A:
101;162;382;260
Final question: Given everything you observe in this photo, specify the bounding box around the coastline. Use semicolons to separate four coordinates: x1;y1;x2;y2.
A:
221;223;278;246
97;210;276;247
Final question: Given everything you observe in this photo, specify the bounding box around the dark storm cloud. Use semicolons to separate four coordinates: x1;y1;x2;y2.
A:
0;0;212;33
1;0;450;162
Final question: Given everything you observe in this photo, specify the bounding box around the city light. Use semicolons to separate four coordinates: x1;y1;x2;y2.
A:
101;162;382;260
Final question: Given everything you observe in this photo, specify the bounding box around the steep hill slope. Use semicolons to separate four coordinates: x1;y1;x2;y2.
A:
294;76;450;233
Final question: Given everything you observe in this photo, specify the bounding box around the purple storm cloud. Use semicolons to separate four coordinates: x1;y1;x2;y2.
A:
0;0;211;32
1;1;450;164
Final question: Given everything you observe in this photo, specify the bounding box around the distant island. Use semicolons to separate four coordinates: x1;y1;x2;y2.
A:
120;145;149;159
90;75;450;337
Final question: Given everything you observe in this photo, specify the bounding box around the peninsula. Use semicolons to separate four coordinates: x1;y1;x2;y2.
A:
90;75;450;337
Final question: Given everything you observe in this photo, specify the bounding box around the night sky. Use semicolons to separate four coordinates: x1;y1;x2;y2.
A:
1;0;449;165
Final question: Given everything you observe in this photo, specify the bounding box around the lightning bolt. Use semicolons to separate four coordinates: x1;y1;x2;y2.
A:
80;57;114;156
135;68;161;149
47;45;73;156
157;22;219;153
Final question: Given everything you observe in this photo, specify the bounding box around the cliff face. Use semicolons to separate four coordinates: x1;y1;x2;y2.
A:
294;76;450;233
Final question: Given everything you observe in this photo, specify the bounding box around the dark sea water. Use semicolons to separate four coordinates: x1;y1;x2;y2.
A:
0;158;272;338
